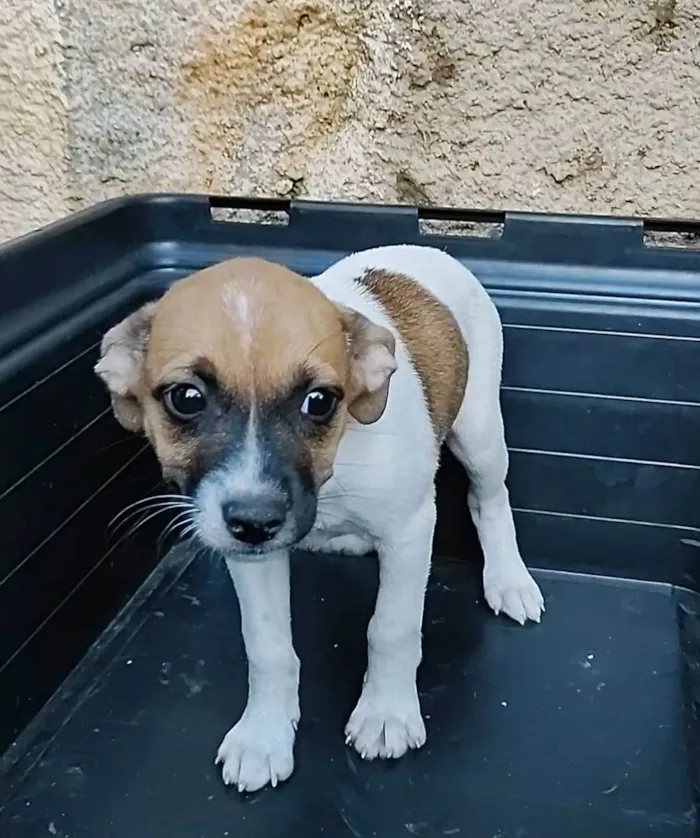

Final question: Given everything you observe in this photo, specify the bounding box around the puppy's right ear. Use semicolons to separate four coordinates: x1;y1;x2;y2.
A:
94;302;157;433
338;306;397;424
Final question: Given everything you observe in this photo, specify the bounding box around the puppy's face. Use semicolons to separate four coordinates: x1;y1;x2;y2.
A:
95;258;396;557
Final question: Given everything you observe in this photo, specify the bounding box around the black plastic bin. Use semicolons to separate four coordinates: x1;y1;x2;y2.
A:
1;195;700;837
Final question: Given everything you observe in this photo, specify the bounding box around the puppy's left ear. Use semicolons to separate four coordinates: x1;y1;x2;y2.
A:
339;306;397;424
94;301;158;433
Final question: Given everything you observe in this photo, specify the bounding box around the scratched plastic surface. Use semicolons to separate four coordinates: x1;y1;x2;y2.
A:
2;547;697;838
1;195;700;835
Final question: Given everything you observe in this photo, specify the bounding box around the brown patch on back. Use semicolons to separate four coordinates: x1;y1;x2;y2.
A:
355;269;468;441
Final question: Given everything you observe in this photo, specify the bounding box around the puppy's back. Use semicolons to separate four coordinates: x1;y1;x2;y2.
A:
311;245;502;441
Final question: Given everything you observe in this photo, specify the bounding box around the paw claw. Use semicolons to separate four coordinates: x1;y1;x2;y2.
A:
345;688;426;761
216;708;296;793
484;566;544;625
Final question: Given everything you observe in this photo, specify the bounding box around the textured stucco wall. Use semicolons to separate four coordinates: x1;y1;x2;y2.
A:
1;0;700;242
1;0;69;241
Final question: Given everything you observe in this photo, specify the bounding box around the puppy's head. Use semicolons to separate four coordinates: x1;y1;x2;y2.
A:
95;258;396;557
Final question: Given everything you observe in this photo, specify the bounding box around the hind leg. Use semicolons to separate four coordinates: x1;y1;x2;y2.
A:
447;397;544;624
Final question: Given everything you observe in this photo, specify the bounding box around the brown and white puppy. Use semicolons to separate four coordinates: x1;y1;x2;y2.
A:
95;245;543;793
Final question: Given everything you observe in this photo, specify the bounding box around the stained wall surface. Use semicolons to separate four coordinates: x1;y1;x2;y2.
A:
2;0;699;242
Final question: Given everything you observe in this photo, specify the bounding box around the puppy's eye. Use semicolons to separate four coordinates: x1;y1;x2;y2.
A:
301;389;338;424
163;383;207;421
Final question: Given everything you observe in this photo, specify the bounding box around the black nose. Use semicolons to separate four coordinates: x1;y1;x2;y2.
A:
221;498;286;546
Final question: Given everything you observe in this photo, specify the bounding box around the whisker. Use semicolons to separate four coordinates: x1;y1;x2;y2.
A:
112;493;188;514
111;500;190;525
106;510;157;553
302;328;345;364
330;472;353;493
92;436;144;456
163;510;194;537
109;503;192;536
312;511;357;527
317;490;379;503
185;539;214;564
110;493;186;517
200;544;218;564
109;494;192;529
122;506;184;541
179;522;200;540
157;510;196;553
344;426;405;438
331;461;372;468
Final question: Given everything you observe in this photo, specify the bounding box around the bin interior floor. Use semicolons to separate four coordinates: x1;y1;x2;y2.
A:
2;548;696;838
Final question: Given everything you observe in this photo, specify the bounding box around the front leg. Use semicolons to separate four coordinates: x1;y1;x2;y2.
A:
216;552;300;792
345;500;436;760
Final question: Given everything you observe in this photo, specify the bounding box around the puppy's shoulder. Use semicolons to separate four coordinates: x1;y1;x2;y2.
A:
312;247;476;440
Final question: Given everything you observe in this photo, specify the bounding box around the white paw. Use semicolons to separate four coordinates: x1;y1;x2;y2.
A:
484;564;544;625
345;687;426;760
215;707;297;792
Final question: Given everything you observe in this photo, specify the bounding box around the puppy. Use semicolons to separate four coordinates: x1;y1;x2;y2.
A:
95;244;544;792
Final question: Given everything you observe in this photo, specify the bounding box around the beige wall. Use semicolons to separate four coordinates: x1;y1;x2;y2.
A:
2;0;699;243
